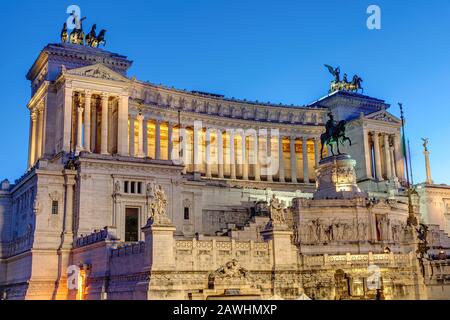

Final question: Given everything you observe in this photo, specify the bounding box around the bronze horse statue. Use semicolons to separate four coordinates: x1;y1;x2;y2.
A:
69;16;86;45
85;24;97;47
85;25;106;48
320;114;352;159
93;29;107;47
325;65;364;94
61;23;68;44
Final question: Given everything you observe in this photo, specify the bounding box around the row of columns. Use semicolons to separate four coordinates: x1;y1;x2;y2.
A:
128;117;320;183
65;88;129;156
196;130;318;183
368;131;404;182
129;116;175;161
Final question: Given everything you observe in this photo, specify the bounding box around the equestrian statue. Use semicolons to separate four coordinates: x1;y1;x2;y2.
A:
320;112;352;160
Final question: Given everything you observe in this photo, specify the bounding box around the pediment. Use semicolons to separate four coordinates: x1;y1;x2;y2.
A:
63;63;129;82
366;110;401;124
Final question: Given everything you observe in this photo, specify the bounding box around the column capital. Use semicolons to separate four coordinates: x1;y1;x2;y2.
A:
101;92;110;100
85;90;92;98
136;113;144;121
77;105;84;112
31;111;37;121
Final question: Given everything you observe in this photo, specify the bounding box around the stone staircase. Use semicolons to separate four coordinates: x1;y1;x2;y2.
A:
229;216;270;241
427;224;450;259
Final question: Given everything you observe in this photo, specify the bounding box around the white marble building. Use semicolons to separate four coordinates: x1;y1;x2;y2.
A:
0;38;449;300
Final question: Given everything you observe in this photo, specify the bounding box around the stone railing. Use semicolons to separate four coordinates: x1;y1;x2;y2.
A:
174;239;271;271
74;227;118;248
1;231;34;257
111;242;146;257
302;252;412;268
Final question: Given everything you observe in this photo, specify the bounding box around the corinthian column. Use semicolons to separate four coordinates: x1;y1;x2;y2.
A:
84;91;92;152
372;132;383;181
290;136;298;183
36;106;44;160
129;115;135;156
63;86;73;152
193;125;200;173
363;128;373;179
29;111;37;167
242;131;249;180
101;93;109;155
302;137;309;183
76;105;84;152
230;130;236;179
266;133;273;182
155;120;161;160
314;137;320;168
205;129;212;178
278;135;285;182
389;145;397;179
168;122;173;161
383;134;392;180
143;118;148;157
254;133;261;181
117;93;129;156
217;129;224;179
137;113;145;157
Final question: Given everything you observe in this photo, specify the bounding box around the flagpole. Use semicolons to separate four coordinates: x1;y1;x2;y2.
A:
399;103;410;188
408;139;414;186
399;103;417;225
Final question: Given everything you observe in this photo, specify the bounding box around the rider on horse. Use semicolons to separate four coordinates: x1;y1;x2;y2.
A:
325;112;337;139
320;113;352;159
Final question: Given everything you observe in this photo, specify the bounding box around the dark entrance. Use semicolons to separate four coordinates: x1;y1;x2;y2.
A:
125;208;139;242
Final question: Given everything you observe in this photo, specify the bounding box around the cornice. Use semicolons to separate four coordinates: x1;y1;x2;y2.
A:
27;81;49;110
129;101;326;136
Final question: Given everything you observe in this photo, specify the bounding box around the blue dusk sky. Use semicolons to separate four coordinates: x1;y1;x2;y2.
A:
0;0;449;184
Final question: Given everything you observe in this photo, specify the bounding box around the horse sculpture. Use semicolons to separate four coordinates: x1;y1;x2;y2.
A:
320;113;352;159
85;24;97;47
69;16;86;45
61;23;68;44
325;65;363;94
92;29;107;48
85;25;107;48
329;75;363;93
59;15;107;48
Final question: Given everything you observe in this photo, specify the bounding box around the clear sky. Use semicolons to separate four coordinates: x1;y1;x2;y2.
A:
1;0;449;184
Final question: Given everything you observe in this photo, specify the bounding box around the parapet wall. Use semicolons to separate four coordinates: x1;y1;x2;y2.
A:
174;239;272;271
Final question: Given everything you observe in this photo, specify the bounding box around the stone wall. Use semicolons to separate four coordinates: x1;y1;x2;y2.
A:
174;239;272;271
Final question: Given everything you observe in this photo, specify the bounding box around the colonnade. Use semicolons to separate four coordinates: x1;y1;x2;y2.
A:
367;131;404;182
58;88;129;157
128;117;320;183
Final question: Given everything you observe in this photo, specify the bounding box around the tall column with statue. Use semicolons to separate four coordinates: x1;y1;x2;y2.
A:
422;138;433;184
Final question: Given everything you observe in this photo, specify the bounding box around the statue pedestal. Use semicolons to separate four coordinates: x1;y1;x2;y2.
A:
314;154;367;200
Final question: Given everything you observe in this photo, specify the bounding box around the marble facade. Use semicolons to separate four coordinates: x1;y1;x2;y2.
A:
0;42;449;300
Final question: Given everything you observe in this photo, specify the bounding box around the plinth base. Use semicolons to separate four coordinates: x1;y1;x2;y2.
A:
314;154;367;200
